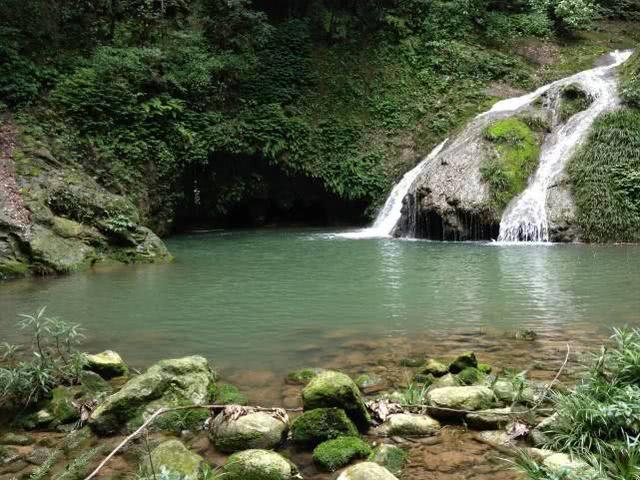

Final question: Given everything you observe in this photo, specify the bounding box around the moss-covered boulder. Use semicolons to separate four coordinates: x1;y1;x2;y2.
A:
79;370;113;394
286;368;325;385
448;352;478;374
223;449;299;480
419;359;448;377
85;350;128;379
211;411;288;453
290;408;358;446
337;462;399;480
456;367;484;385
209;383;248;405
313;436;372;472
427;386;497;418
372;413;440;437
369;444;407;476
89;355;215;435
29;224;95;273
48;386;80;425
302;371;371;430
141;439;204;480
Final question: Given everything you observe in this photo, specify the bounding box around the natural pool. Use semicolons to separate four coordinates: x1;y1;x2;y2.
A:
1;229;639;379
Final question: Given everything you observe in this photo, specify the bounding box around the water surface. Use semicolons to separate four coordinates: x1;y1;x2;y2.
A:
1;230;639;379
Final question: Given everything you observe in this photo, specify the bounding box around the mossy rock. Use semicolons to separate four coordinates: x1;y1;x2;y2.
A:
477;363;493;374
290;408;358;446
302;371;371;431
419;359;448;377
79;370;113;395
428;373;460;390
286;368;325;385
29;224;95;273
373;413;440;437
448;352;478;374
456;367;484;385
209;383;248;405
369;444;407;476
313;436;372;472
223;449;299;480
141;439;204;480
48;386;80;425
558;84;591;123
85;350;128;379
481;118;542;212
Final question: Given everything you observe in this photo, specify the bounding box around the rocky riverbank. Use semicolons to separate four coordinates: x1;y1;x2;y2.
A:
0;344;595;480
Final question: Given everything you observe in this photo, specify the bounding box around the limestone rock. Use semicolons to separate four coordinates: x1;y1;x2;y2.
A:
543;452;597;476
223;449;299;480
373;413;440;437
142;439;204;480
89;355;215;435
85;350;128;379
302;371;371;430
337;462;399;480
211;411;288;453
312;436;372;472
427;386;497;418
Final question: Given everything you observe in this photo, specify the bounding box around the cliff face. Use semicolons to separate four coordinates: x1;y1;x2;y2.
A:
0;125;171;279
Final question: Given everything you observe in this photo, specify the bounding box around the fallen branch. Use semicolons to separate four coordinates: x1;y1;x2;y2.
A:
84;404;302;480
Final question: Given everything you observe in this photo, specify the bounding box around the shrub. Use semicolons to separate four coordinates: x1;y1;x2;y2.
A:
0;307;86;409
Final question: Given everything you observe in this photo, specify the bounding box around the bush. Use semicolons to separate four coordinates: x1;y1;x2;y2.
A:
0;307;86;409
0;43;53;106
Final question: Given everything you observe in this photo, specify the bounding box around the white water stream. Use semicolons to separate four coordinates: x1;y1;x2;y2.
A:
340;50;632;241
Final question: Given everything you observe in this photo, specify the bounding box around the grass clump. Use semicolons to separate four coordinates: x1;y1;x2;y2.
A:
568;110;640;242
517;328;640;480
621;51;640;108
558;84;592;122
481;118;542;211
312;436;372;472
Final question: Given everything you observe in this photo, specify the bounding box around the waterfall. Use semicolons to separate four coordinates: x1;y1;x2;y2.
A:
338;140;447;238
498;50;633;242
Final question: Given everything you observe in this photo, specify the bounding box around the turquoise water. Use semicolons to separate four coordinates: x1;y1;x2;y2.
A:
1;230;639;377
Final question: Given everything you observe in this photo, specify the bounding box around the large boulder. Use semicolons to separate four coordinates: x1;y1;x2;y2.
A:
302;371;371;430
223;449;299;480
427;386;497;418
89;356;215;435
372;413;440;437
337;462;399;480
141;439;204;480
291;408;358;446
85;350;128;379
210;411;288;453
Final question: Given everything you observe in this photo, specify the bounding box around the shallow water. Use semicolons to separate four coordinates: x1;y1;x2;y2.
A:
1;229;639;383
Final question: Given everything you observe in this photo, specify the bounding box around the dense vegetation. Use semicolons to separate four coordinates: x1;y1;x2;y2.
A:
569;51;640;242
1;0;638;232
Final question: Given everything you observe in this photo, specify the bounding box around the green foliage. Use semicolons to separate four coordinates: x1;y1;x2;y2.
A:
0;42;54;106
401;382;430;405
568;110;640;242
553;0;598;31
535;328;640;480
0;307;86;409
312;436;372;472
481;118;542;211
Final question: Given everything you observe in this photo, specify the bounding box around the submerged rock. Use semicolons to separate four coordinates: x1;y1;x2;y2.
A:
291;408;358;446
85;350;128;379
211;411;288;453
142;439;204;480
302;371;371;430
419;359;448;377
223;449;299;480
337;462;399;480
313;436;372;472
89;355;215;435
427;386;497;417
286;368;325;385
354;373;386;393
373;413;440;437
209;383;248;405
369;444;408;476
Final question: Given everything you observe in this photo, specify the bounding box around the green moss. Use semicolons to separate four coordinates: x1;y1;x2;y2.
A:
312;436;372;472
369;444;408;476
481;118;542;211
456;367;485;385
478;363;493;374
153;406;210;433
224;450;297;480
291;408;359;446
286;368;324;385
558;84;592;122
209;383;248;405
0;260;30;278
448;351;478;374
568;109;640;242
48;386;80;425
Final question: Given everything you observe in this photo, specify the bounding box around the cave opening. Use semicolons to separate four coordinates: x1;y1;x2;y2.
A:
174;155;369;231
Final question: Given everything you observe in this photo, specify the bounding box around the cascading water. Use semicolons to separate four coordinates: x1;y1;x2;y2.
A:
338;140;447;238
497;50;633;242
339;50;632;241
